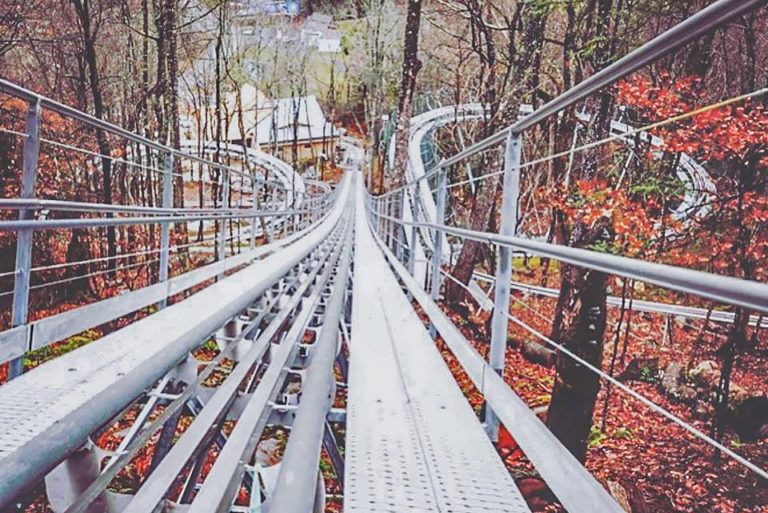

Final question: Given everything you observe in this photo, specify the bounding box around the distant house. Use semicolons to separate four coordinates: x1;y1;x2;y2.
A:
181;81;338;164
300;13;341;53
252;94;339;162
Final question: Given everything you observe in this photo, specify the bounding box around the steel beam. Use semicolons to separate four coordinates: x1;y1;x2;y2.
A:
9;98;41;379
267;218;352;512
158;152;174;310
429;166;447;336
486;132;522;441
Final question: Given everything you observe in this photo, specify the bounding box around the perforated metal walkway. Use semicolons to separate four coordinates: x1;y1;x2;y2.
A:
344;180;530;513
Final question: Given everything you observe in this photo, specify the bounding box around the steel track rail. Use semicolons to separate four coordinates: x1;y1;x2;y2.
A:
186;212;354;513
266;188;355;513
0;176;351;509
61;258;311;513
125;222;349;512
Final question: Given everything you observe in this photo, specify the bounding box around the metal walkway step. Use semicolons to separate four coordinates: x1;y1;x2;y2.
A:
344;178;530;513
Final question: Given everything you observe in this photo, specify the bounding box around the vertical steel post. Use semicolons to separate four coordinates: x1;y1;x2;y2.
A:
384;196;391;249
409;181;420;277
250;179;259;249
486;131;522;441
158;152;174;310
218;169;230;280
9;99;41;379
397;189;406;263
269;187;277;241
429;166;447;337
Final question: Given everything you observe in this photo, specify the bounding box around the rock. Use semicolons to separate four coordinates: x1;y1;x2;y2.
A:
689;360;720;388
520;340;556;367
618;358;658;382
729;396;768;442
694;400;713;418
255;437;281;466
606;480;632;513
660;362;698;402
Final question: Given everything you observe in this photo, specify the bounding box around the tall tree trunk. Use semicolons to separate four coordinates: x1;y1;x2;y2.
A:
389;0;422;190
72;0;118;274
444;4;500;304
546;218;613;463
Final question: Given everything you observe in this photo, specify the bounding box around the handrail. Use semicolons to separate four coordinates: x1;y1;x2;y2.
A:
374;211;768;315
0;197;313;215
0;207;321;231
440;0;767;169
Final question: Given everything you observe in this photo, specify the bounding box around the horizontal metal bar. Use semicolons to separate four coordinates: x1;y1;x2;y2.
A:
472;271;768;327
268;211;353;512
0;325;29;363
0;80;275;183
440;0;767;169
0;198;307;215
377;212;768;315
0;78;171;153
0;207;317;231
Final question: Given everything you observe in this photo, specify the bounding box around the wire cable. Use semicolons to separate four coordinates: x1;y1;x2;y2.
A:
437;267;768;480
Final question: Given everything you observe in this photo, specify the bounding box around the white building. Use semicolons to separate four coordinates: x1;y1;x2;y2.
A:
300;13;341;53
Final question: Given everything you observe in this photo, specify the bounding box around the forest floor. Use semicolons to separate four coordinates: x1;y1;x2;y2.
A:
431;279;768;513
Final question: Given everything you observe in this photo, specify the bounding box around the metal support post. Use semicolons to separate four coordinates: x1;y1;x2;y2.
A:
384;196;392;249
409;181;421;277
397;190;406;263
270;188;277;241
486;131;522;442
218;169;230;279
429;165;447;337
9;98;41;379
158;152;174;310
250;179;259;249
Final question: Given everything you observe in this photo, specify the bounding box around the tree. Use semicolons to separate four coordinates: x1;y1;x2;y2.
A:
388;0;423;189
71;0;118;272
546;218;613;462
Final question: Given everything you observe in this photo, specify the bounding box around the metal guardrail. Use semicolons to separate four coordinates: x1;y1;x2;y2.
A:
0;79;270;179
368;0;768;483
440;0;767;168
371;211;768;315
0;175;352;511
0;78;328;380
367;208;626;513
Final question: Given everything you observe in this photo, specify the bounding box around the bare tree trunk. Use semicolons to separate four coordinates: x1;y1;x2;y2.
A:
389;0;422;190
546;218;613;463
71;0;117;275
444;3;501;304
